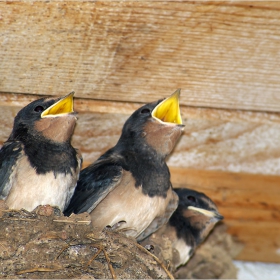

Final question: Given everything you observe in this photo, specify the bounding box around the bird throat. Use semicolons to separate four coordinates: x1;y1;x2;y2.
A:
21;132;78;176
143;119;183;157
169;209;199;248
119;146;171;198
34;115;76;143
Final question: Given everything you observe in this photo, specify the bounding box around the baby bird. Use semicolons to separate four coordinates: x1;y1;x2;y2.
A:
64;90;184;241
0;92;82;211
140;188;223;270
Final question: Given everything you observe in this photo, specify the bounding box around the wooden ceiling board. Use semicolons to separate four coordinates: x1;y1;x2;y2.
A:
1;1;280;111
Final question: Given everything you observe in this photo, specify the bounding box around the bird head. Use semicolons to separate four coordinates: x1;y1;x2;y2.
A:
120;89;184;157
10;92;76;143
170;188;223;247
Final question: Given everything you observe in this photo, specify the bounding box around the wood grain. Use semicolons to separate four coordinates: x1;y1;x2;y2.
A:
226;220;280;263
1;2;280;111
171;167;280;214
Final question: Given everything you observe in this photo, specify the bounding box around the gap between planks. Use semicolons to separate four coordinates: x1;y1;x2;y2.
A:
1;92;280;125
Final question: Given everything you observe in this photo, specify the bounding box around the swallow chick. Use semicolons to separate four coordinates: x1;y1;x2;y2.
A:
64;89;184;241
140;188;223;270
0;92;82;212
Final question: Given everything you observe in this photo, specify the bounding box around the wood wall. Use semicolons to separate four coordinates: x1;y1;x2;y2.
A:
1;1;280;263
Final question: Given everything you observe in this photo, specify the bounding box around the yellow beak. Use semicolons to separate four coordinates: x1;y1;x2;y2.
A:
188;206;224;220
152;89;182;125
41;92;74;118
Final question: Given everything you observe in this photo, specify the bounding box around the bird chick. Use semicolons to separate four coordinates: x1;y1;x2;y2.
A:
64;89;184;241
0;92;82;211
140;188;223;270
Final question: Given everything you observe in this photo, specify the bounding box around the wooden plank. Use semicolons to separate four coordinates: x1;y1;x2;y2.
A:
218;206;280;223
1;2;280;111
171;168;280;217
2;95;280;175
226;220;280;263
170;167;280;192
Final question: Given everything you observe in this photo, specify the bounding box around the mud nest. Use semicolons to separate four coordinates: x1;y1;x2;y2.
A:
0;202;172;279
0;201;242;279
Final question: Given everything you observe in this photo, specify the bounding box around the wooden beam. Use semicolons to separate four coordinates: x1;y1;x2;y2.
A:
1;2;280;111
226;220;280;263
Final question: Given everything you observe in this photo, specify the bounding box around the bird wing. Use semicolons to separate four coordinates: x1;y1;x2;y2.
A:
136;189;179;241
63;160;123;216
0;141;23;199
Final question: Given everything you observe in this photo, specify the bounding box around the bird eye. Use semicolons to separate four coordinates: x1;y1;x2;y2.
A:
141;108;151;114
187;195;196;202
34;106;44;113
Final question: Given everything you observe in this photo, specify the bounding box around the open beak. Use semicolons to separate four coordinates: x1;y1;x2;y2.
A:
41;92;75;118
188;206;224;221
152;89;183;125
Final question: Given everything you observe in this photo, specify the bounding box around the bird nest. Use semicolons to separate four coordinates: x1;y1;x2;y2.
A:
0;201;242;279
0;201;173;279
